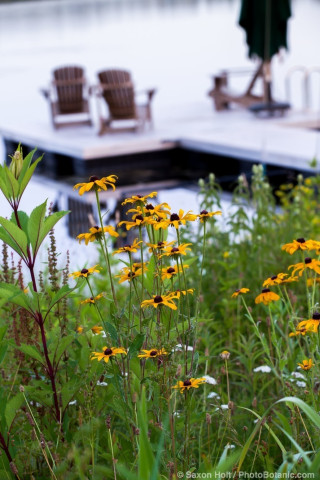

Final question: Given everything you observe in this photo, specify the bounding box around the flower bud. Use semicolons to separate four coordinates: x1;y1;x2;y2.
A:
9;147;23;179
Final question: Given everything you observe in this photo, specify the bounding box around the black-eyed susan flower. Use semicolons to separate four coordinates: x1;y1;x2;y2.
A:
281;238;320;254
255;289;280;305
144;202;171;219
166;210;197;228
307;277;320;287
231;288;250;298
172;288;194;298
121;192;157;205
146;240;175;253
91;346;127;363
73;175;117;196
289;257;320;277
161;243;192;257
118;213;146;230
220;350;230;360
298;359;314;370
91;326;103;335
141;293;179;310
172;377;206;393
290;312;320;336
161;264;188;280
137;348;168;358
69;265;101;279
112;238;142;255
77;225;118;245
262;273;289;287
115;264;145;283
76;326;83;334
80;293;104;305
198;209;222;222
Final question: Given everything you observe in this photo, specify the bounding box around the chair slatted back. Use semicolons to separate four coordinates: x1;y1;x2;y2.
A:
53;66;86;114
98;69;136;119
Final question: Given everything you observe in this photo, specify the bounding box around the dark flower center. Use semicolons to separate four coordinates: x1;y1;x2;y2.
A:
135;215;144;221
150;350;157;357
93;225;100;230
200;210;208;215
89;175;99;182
124;244;132;248
90;297;94;300
312;312;320;320
170;213;180;221
297;238;306;243
271;275;278;280
262;288;270;293
154;295;163;303
128;272;135;278
104;348;113;356
183;380;192;387
136;195;143;198
157;241;164;247
305;257;312;264
235;289;240;293
167;267;175;274
145;204;154;210
81;268;89;274
171;247;180;253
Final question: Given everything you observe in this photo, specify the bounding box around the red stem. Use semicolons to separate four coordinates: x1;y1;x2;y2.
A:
0;431;19;479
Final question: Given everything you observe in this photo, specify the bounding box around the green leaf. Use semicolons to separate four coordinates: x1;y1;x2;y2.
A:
18;153;43;199
0;217;28;258
0;326;8;342
16;344;44;365
53;335;74;368
36;210;69;253
17;148;36;183
4;166;19;199
0;342;8;366
10;210;30;242
0;165;10;201
28;200;47;256
128;333;145;359
45;283;80;320
0;283;34;314
5;393;24;429
137;388;155;479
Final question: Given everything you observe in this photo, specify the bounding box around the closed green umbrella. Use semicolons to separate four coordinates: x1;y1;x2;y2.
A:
239;0;291;109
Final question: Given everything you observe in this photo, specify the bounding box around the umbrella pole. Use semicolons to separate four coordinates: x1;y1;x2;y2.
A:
263;60;272;103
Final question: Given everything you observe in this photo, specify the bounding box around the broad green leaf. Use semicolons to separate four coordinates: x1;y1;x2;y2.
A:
28;200;47;256
128;333;145;358
53;335;74;368
0;165;10;201
0;283;34;313
0;326;7;342
36;210;69;253
0;226;27;259
104;321;118;343
5;393;24;429
17;148;36;183
16;344;44;365
0;217;28;258
137;388;155;479
45;283;80;319
18;154;43;199
4;166;19;199
10;210;30;242
0;342;8;366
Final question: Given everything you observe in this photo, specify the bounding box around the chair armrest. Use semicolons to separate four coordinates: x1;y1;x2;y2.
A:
40;87;51;100
136;88;157;102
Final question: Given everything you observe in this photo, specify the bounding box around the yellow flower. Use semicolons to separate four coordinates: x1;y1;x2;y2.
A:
91;326;103;335
298;359;314;371
290;313;320;336
161;264;188;280
118;212;146;230
80;293;104;305
73;175;117;196
161;243;192;257
288;258;320;277
307;277;320;287
115;264;145;283
281;238;320;254
198;209;222;222
166;209;197;228
146;240;175;253
128;202;171;219
121;192;157;205
172;377;206;393
112;238;142;255
141;293;179;310
172;289;194;298
69;265;101;279
77;225;118;245
231;288;249;298
91;346;127;363
220;350;230;360
76;326;83;334
137;348;168;358
263;273;289;287
223;251;230;258
255;289;280;305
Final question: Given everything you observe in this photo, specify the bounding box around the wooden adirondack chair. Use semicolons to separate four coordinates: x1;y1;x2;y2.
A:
94;69;156;135
41;66;92;129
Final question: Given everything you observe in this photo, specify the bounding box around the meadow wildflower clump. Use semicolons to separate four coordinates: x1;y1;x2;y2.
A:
1;149;320;478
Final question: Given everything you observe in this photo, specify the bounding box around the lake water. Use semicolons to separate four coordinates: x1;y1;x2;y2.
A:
0;0;319;267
